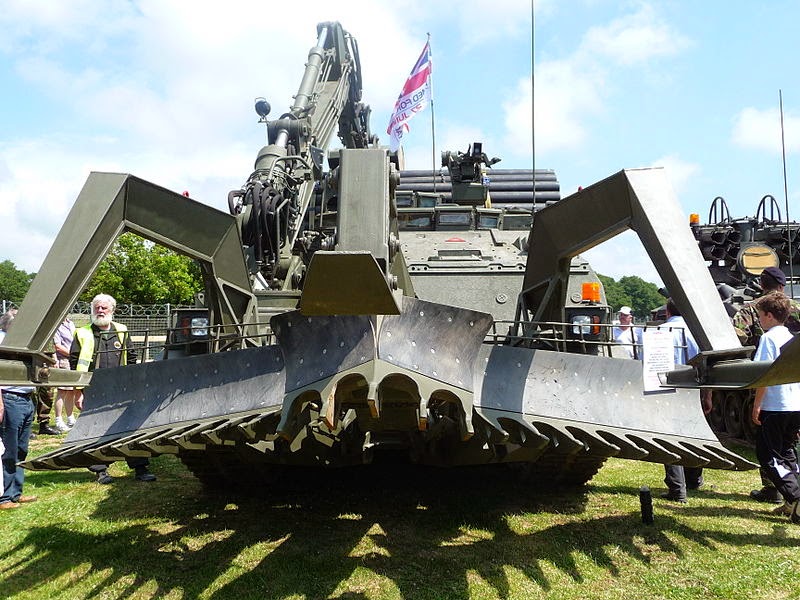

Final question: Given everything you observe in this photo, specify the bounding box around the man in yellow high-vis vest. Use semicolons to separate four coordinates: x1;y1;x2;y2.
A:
69;293;157;484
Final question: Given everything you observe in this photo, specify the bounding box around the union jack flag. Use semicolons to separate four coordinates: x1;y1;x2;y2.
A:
387;41;432;151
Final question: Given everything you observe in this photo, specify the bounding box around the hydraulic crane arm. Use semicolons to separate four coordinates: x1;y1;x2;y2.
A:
229;21;375;287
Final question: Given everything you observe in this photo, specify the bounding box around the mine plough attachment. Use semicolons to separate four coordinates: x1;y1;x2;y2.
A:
12;23;791;493
25;295;756;480
17;165;774;484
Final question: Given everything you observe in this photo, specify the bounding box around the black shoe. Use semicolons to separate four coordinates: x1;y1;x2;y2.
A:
750;487;783;504
791;500;800;524
660;492;687;503
134;469;157;482
38;424;60;436
96;470;114;485
687;482;704;491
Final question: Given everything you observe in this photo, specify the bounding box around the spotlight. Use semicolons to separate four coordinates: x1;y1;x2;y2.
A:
254;97;271;119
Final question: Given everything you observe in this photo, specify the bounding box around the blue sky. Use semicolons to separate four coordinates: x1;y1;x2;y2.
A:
1;0;798;287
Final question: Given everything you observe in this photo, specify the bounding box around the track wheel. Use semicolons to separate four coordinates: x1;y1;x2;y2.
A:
740;392;757;445
706;390;726;433
723;391;745;440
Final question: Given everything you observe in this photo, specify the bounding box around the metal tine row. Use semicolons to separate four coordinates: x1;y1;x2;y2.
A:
696;443;755;470
492;414;549;450
131;409;282;452
674;441;734;470
504;414;622;459
530;420;584;454
27;429;154;468
134;423;202;454
473;409;510;443
625;435;681;464
595;430;648;459
653;438;708;468
25;409;286;471
564;426;621;458
594;429;736;469
88;430;162;459
199;414;260;446
486;412;628;460
171;419;234;450
38;429;174;467
25;437;112;469
237;413;276;441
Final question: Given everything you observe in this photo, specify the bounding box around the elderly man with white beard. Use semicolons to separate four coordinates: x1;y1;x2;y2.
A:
69;293;157;484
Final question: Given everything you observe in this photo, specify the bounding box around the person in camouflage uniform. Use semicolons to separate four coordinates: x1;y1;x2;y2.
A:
733;266;800;504
733;266;800;350
34;387;58;436
34;337;59;436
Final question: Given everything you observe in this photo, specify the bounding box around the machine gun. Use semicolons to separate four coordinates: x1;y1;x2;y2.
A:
441;142;500;206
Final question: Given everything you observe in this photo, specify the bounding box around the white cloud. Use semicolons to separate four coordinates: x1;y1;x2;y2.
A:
648;154;700;196
584;231;663;286
579;4;691;66
532;2;691;155
0;3;433;272
731;106;800;154
504;77;533;155
533;60;603;153
451;0;532;48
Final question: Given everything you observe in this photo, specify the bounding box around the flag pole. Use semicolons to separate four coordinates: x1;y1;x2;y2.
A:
427;33;437;193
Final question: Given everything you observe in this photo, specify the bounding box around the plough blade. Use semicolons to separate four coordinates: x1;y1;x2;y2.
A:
24;298;755;481
23;346;288;469
475;345;756;471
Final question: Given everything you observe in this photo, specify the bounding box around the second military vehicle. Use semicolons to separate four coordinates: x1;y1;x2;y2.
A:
692;194;800;443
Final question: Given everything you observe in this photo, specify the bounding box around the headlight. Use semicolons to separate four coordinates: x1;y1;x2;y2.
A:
190;317;209;337
571;315;592;335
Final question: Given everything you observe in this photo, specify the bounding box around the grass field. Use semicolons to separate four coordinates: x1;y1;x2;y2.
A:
1;435;798;600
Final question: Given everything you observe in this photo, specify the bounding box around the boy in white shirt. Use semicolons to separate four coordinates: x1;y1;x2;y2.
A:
752;292;800;523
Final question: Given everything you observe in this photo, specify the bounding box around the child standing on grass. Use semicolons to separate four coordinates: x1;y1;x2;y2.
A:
751;292;800;523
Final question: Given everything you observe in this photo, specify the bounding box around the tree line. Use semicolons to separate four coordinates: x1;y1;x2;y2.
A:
0;233;202;306
598;274;665;320
2;236;665;320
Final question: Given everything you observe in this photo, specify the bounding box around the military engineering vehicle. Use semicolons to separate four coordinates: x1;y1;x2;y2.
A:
4;22;800;492
692;194;800;443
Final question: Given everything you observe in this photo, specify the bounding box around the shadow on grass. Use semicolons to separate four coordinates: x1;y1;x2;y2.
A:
4;459;800;600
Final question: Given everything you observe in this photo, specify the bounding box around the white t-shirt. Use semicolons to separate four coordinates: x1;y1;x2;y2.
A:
614;327;638;359
753;325;800;411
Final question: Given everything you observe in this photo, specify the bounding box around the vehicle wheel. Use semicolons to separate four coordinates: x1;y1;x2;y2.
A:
723;391;745;440
180;444;288;495
706;390;726;434
740;392;757;445
511;450;607;488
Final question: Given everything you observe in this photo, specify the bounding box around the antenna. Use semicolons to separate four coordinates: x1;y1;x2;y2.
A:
779;90;795;298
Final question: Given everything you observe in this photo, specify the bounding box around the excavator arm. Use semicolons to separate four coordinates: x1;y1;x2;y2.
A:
228;21;376;289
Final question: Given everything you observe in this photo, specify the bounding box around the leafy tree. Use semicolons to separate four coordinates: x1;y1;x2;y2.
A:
0;260;34;304
82;233;202;305
598;274;630;312
618;275;665;319
599;273;664;320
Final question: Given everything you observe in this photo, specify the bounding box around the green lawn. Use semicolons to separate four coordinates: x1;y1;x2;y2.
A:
1;436;797;600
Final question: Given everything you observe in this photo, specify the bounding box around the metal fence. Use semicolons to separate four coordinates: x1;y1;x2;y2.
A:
2;300;176;362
